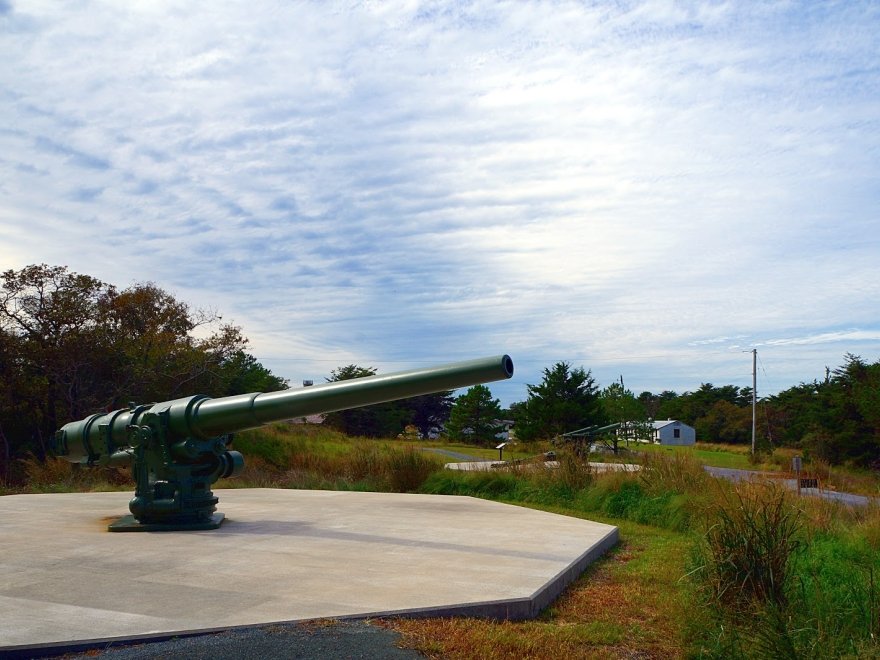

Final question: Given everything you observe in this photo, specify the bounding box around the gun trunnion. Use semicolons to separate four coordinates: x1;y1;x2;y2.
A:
55;354;514;531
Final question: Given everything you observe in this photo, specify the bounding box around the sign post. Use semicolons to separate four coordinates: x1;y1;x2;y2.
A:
792;456;802;497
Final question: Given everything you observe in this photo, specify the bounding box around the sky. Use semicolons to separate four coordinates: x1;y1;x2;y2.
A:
2;1;879;407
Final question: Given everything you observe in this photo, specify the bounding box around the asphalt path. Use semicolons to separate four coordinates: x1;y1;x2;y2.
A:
424;448;877;507
32;621;422;660
420;447;482;462
703;466;876;507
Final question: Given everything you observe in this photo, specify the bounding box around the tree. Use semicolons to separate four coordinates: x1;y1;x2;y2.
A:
217;349;288;395
695;400;753;444
322;365;412;437
600;381;651;443
445;385;503;445
658;383;745;425
514;362;606;442
806;354;880;464
757;354;880;465
96;281;224;404
638;390;677;420
0;264;284;480
404;391;454;438
0;264;109;459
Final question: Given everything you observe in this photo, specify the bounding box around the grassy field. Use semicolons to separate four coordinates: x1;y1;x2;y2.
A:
631;440;754;470
420;440;544;462
629;440;880;496
5;425;879;658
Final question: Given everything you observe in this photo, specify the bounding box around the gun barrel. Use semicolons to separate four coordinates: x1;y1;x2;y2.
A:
57;354;513;463
193;354;513;437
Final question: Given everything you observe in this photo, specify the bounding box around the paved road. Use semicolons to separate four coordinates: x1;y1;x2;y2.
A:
420;447;482;462
425;450;878;507
703;466;876;507
31;621;422;660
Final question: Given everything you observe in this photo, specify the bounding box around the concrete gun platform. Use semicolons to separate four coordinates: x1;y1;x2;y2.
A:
0;488;617;655
445;460;641;473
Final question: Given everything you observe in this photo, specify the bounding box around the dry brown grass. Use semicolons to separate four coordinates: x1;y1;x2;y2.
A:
638;449;711;495
382;518;695;659
17;455;131;492
806;458;880;497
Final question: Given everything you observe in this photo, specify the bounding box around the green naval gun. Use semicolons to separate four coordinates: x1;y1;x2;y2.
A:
55;354;514;531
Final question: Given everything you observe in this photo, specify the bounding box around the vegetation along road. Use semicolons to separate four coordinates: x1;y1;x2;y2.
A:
704;465;876;507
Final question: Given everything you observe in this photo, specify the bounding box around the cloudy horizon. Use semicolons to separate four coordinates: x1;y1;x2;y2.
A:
2;1;878;406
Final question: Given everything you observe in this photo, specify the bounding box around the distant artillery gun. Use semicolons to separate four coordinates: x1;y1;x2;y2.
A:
557;423;623;456
558;421;655;455
55;354;514;531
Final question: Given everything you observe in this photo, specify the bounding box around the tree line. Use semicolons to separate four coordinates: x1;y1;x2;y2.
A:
3;264;877;482
632;355;880;467
436;358;880;469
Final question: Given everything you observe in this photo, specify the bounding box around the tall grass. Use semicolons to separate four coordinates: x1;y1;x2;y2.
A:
688;480;880;658
16;455;131;492
222;425;445;493
693;482;801;610
639;448;711;494
9;425;879;657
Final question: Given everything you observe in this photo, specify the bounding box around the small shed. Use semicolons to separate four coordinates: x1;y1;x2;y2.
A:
652;420;695;446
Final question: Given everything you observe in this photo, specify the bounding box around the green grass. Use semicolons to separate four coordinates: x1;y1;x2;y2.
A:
630;441;754;470
420;440;543;462
7;425;879;658
416;451;880;658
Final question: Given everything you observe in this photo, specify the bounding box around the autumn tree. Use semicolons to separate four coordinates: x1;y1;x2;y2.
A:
0;264;285;482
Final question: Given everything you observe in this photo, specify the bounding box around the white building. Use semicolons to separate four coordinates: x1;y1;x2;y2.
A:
651;420;695;446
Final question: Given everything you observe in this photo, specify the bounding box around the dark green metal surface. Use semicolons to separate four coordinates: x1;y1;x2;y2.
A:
55;354;513;531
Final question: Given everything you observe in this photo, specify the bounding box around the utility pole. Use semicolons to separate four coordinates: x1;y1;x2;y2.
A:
751;348;757;456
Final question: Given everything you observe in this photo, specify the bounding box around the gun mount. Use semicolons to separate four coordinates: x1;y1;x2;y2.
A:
55;354;514;531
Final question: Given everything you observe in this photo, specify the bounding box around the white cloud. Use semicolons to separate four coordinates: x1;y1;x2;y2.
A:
1;0;879;404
